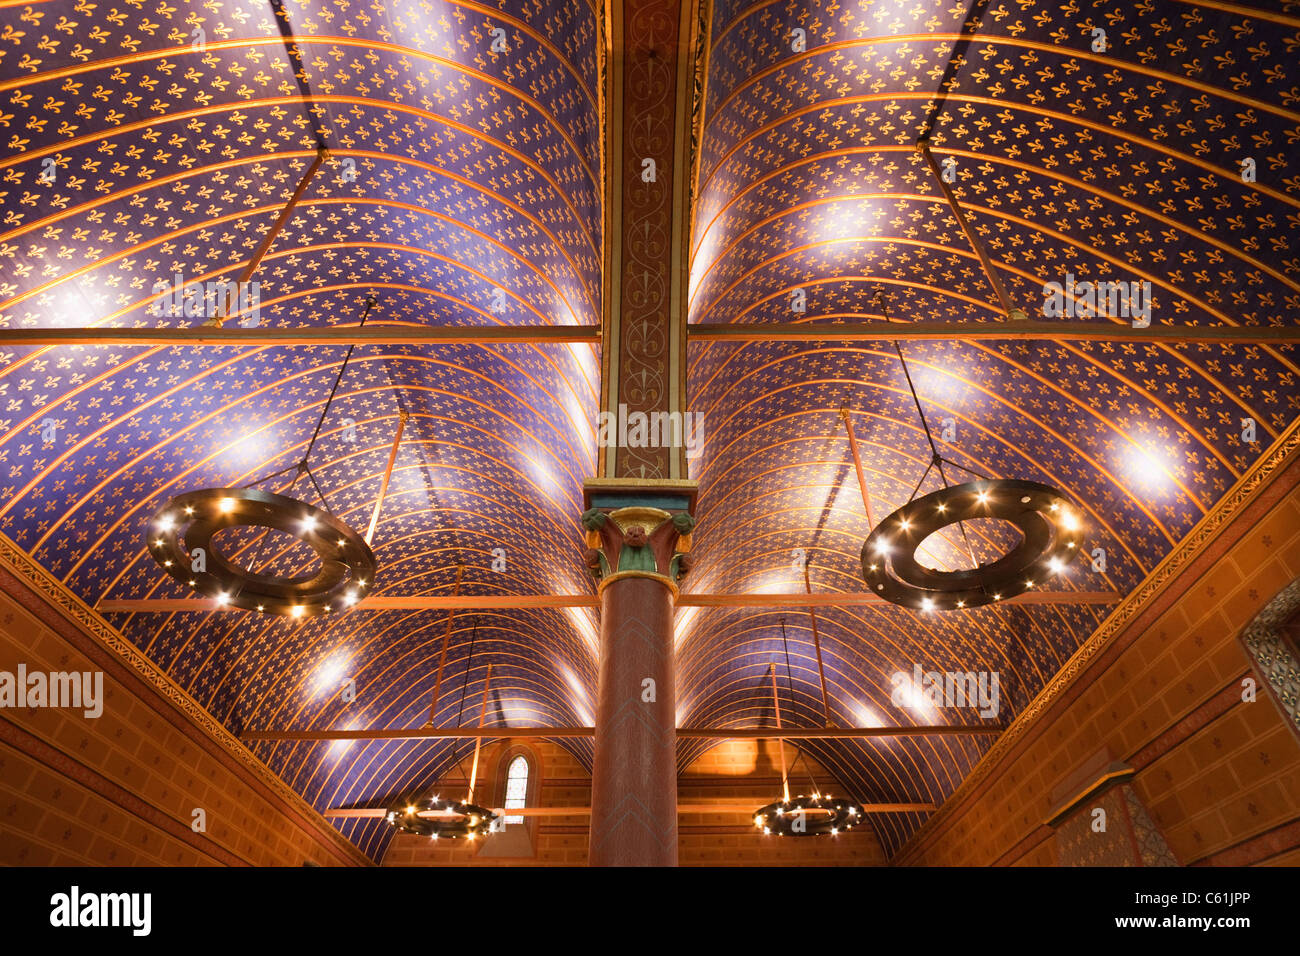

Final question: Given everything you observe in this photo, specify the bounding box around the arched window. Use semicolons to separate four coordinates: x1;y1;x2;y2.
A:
503;755;530;824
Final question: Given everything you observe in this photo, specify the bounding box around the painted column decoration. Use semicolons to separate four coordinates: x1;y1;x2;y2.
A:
582;506;695;583
582;0;702;866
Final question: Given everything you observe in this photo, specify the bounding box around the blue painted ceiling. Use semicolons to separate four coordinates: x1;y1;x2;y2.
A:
680;0;1300;856
1;0;1298;861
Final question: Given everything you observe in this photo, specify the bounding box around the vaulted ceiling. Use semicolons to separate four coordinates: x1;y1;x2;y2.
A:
2;0;1298;862
679;0;1300;854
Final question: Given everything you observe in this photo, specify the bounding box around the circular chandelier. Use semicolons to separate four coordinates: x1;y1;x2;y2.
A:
385;796;498;840
147;487;375;617
147;295;381;617
861;479;1083;611
753;793;864;837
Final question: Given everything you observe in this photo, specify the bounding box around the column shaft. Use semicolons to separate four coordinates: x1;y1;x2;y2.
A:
589;575;677;866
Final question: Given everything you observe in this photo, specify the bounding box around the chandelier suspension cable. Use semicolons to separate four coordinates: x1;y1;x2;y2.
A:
384;616;498;841
299;294;378;514
878;289;986;581
213;296;377;595
445;618;480;781
237;461;301;489
768;664;790;804
779;618;821;795
237;294;379;511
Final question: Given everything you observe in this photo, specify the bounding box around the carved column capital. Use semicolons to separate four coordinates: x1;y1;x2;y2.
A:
580;479;697;587
581;505;694;586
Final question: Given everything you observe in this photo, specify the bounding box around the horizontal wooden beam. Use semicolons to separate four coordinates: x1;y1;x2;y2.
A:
96;594;603;613
243;726;595;741
324;802;935;818
241;725;997;741
679;590;1119;607
95;590;1118;613
677;726;1000;739
9;322;1290;349
689;321;1300;345
0;324;600;348
676;802;936;813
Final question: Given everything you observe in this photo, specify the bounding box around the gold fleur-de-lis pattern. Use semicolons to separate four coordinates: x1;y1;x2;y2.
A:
0;0;603;861
683;0;1299;856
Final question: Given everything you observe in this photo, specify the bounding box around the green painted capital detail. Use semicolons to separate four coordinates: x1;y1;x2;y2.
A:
617;542;658;573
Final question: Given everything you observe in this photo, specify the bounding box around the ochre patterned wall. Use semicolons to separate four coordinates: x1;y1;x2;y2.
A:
0;541;369;867
382;737;886;866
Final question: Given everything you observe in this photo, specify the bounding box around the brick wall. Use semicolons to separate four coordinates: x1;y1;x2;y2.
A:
383;737;886;866
0;538;368;867
895;439;1300;867
381;740;590;866
678;739;888;865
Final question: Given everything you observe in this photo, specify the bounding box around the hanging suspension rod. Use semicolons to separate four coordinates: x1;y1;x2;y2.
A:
365;409;408;546
803;565;834;727
206;146;329;327
425;563;466;727
839;407;875;529
916;140;1026;321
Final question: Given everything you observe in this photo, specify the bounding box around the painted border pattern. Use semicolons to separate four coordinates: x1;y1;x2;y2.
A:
1240;577;1300;736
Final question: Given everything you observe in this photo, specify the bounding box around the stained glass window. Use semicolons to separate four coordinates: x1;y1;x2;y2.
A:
503;755;530;824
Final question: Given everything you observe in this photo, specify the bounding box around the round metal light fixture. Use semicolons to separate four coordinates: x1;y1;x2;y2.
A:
147;487;375;617
753;794;863;837
385;796;498;840
861;479;1083;611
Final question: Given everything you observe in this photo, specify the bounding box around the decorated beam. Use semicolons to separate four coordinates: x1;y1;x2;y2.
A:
325;802;935;818
95;590;1118;613
241;725;999;741
0;325;601;347
7;322;1297;348
688;321;1300;345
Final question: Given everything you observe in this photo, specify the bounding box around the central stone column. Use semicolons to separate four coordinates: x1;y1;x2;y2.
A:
583;0;702;865
582;483;695;866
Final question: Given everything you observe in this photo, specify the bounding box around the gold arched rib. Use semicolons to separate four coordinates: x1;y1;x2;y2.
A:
161;493;590;694
50;361;596;565
692;275;1272;465
91;410;595;607
1;35;599;186
0;95;599;245
1;146;602;262
690;145;1299;296
692;271;1287;458
1;17;600;112
694;226;1214;336
691;225;1300;386
696;92;1300;213
702;34;1300;143
693;356;1201;538
3;198;594;325
707;0;1300;61
691;397;1167;564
